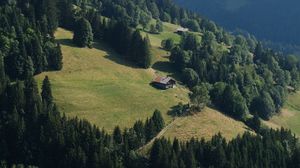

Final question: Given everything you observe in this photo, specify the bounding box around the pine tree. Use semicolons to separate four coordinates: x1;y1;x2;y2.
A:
151;110;165;132
41;76;53;106
129;30;143;63
141;35;152;68
150;140;164;168
113;126;123;144
73;18;93;48
23;56;34;79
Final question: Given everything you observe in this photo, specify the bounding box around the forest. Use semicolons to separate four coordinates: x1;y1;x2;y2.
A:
0;0;300;167
174;0;300;54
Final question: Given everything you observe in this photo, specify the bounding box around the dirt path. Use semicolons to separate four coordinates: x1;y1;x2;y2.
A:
137;117;187;152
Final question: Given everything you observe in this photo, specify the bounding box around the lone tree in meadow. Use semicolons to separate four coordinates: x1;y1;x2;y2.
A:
73;18;93;48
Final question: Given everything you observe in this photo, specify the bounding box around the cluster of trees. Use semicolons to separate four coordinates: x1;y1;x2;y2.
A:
169;30;300;120
101;21;152;68
83;0;206;31
60;2;153;68
150;128;300;168
161;38;175;51
175;0;300;46
73;18;94;48
149;20;163;34
0;75;165;167
1;0;300;167
0;0;63;80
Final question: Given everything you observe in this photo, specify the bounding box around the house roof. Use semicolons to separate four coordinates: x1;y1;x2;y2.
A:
153;76;175;84
176;27;189;32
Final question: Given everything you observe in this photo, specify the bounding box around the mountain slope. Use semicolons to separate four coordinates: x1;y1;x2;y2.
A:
36;27;189;131
265;91;300;136
35;26;252;138
175;0;300;45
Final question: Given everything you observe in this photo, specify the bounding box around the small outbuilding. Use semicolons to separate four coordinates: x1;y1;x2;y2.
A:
151;76;176;89
176;27;189;35
286;86;296;93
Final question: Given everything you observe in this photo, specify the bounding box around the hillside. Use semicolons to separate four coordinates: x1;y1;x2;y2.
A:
265;91;300;136
35;27;188;131
35;25;251;138
175;0;300;46
163;108;251;141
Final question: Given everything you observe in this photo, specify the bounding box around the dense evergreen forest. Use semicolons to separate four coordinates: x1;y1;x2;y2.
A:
0;0;300;167
174;0;300;54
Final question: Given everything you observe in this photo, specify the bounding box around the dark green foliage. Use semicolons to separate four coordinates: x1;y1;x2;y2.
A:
170;47;191;71
113;126;123;144
0;75;165;167
181;33;200;51
245;115;261;132
145;110;165;141
161;38;175;51
222;85;248;120
41;76;53;106
189;84;210;112
45;43;63;70
0;2;62;79
140;35;152;68
182;68;199;88
251;91;276;120
89;18;152;68
149;128;299;168
169;103;190;116
1;0;300;167
169;22;299;120
73;18;93;48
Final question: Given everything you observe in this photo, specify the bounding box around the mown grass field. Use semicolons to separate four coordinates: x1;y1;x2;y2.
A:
265;91;300;136
35;24;251;140
36;28;189;131
163;108;251;141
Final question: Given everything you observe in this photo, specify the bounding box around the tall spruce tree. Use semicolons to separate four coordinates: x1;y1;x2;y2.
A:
141;35;152;68
73;18;93;48
41;76;53;105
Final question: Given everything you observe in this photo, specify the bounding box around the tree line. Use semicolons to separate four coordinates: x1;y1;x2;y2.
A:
0;75;165;167
150;128;300;168
61;2;153;68
0;0;300;167
169;31;300;121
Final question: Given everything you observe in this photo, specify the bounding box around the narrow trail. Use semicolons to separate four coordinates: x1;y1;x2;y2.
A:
137;117;188;152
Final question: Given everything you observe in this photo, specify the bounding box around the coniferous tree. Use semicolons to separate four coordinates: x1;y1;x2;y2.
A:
113;126;123;144
41;76;53;106
141;35;152;68
73;18;93;48
189;84;210;112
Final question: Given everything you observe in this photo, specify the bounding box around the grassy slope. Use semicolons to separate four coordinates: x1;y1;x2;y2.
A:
163;108;251;141
36;27;189;131
264;92;300;136
35;23;251;140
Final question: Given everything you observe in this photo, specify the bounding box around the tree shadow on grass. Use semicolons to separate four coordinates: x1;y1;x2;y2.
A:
57;38;142;69
152;61;182;81
56;38;77;47
93;42;142;69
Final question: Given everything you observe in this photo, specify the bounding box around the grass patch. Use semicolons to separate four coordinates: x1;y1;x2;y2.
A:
36;26;251;142
163;108;252;141
35;28;189;132
265;91;300;136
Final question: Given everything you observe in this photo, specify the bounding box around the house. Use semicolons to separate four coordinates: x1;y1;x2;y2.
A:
151;76;176;89
286;86;296;93
176;27;189;35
